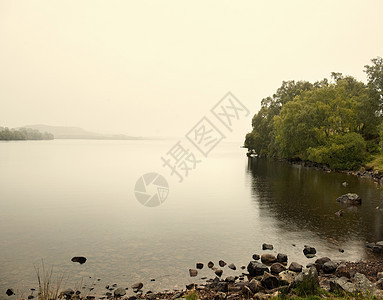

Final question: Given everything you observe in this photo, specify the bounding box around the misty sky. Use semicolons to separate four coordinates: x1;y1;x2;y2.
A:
1;1;383;140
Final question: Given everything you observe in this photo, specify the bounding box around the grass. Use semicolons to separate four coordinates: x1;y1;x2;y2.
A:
366;153;383;172
34;262;65;300
184;290;198;300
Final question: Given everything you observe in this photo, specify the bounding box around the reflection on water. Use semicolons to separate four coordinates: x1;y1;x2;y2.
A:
1;141;383;298
247;157;383;248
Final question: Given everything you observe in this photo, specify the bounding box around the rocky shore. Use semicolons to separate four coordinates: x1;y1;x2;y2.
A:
9;244;383;300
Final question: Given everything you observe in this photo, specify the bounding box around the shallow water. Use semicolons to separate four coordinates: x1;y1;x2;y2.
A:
0;140;383;298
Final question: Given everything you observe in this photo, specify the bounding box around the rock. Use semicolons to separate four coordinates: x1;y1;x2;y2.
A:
71;256;87;264
247;261;269;276
208;261;214;268
277;253;288;263
377;272;383;280
6;289;14;296
214;291;226;299
171;292;183;300
114;288;126;297
339;248;344;253
335;210;343;217
262;243;273;250
315;257;331;269
131;282;143;290
228;263;236;270
323;261;337;273
335;264;350;278
246;279;262;294
306;263;316;269
28;296;34;299
375;278;383;290
261;253;277;264
342;182;348;187
215;282;228;293
330;277;356;293
261;272;279;290
62;288;74;298
336;193;362;205
196;263;203;269
252;254;260;260
372;245;383;253
278;270;297;286
218;260;226;267
225;276;236;283
241;265;246;270
270;263;286;275
288;262;303;273
186;283;195;290
354;273;375;294
215;269;223;277
294;266;319;287
303;246;316;257
189;269;198;277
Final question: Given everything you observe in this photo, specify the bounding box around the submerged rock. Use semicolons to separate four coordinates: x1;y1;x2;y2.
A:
189;269;198;277
196;263;204;269
336;193;362;205
252;254;260;260
218;260;226;267
228;263;236;270
6;289;14;296
303;246;316;257
208;261;214;268
262;243;273;250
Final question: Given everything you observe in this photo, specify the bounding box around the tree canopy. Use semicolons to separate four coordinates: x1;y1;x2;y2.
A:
0;127;54;140
245;57;383;170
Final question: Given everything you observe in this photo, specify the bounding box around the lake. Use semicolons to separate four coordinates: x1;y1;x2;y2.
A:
1;139;383;298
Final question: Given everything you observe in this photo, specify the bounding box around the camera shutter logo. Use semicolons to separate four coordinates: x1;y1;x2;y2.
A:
134;172;169;207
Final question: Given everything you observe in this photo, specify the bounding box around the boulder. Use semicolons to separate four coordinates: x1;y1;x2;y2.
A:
247;261;269;276
261;254;277;264
336;193;362;205
354;273;375;294
246;279;262;294
262;243;273;250
288;262;303;273
270;263;286;275
315;257;331;270
277;253;288;263
228;263;236;270
261;272;279;290
294;266;319;286
323;261;337;274
131;282;143;292
225;276;236;283
330;277;356;293
215;269;223;277
215;282;228;293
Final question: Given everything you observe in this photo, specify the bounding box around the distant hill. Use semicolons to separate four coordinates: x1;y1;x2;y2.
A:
22;124;143;140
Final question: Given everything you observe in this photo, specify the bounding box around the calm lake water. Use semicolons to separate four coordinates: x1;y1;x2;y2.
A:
1;139;383;298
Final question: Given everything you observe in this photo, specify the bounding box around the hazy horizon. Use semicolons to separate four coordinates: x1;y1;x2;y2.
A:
1;1;383;142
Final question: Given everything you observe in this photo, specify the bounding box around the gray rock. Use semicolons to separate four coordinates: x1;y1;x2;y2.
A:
270;262;286;275
261;253;277;264
288;262;303;273
278;270;297;286
196;263;203;269
294;266;319;286
277;253;288;263
189;269;198;277
354;273;375;294
228;263;236;270
247;261;269;276
330;277;356;293
336;193;362;205
219;260;226;267
323;261;337;274
262;243;273;250
261;272;279;289
114;288;126;297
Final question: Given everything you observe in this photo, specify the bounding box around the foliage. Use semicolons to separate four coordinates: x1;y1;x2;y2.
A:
184;291;198;300
245;58;383;170
0;127;54;140
35;263;64;300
